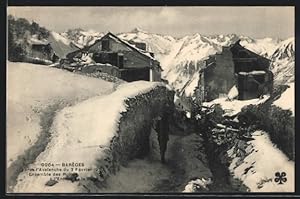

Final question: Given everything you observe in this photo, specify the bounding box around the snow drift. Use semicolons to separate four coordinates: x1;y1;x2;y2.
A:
13;81;173;193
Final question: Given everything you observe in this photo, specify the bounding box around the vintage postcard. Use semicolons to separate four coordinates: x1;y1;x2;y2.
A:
6;6;295;194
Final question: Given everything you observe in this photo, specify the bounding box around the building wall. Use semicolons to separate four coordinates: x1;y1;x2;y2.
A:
204;48;236;101
238;71;274;100
200;43;272;102
120;68;150;82
80;64;121;78
150;68;161;82
86;34;161;82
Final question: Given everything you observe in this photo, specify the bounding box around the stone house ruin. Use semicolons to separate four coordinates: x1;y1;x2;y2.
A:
195;40;273;102
66;32;162;82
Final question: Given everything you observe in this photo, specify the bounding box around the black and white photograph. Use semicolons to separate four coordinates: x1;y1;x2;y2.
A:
6;6;295;194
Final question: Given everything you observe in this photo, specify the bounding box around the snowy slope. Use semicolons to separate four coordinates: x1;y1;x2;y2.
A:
13;81;164;193
228;130;294;192
7;61;115;169
273;83;294;116
270;37;295;85
47;31;80;58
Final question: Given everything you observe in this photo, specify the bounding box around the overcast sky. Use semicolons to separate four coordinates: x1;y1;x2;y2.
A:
8;6;294;39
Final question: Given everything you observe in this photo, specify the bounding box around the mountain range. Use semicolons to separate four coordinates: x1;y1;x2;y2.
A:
19;23;294;97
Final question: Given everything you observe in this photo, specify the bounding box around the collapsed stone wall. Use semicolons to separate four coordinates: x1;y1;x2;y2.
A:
81;85;174;190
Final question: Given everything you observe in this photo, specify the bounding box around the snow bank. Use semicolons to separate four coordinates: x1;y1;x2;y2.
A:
273;83;294;116
13;81;164;192
227;85;238;100
7;61;115;168
203;95;270;116
238;70;266;76
183;178;212;192
227;130;294;192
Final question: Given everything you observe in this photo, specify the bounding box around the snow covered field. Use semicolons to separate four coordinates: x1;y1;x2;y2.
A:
228;130;294;192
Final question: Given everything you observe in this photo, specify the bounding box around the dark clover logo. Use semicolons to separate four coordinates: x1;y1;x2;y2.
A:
274;172;287;185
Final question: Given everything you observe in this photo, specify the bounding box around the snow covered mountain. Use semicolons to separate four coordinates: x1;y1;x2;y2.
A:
270;37;295;85
47;31;80;58
61;28;293;93
61;28;105;48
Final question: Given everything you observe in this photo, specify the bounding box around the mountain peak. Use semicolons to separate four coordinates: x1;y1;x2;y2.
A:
131;27;148;33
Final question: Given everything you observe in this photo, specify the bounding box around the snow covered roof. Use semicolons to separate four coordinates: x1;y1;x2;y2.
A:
238;70;266;76
77;32;162;70
105;32;157;61
28;37;49;45
231;40;271;61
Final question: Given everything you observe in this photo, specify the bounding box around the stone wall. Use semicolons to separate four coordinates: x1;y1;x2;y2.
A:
204;48;236;101
85;85;174;187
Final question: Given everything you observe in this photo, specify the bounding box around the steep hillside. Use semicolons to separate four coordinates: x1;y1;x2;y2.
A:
270;37;295;85
48;31;79;58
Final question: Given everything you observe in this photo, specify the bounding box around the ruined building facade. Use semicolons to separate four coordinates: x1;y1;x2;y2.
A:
195;40;273;102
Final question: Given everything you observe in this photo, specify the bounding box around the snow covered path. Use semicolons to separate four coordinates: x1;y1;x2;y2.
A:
7;62;116;192
85;132;211;193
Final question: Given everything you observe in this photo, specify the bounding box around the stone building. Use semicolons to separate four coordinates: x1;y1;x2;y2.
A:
67;32;162;82
196;40;273;101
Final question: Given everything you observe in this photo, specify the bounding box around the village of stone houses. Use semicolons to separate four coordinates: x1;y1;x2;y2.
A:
7;7;295;194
